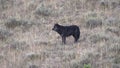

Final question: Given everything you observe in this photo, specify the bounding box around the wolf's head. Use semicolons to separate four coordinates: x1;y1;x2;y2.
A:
52;23;60;31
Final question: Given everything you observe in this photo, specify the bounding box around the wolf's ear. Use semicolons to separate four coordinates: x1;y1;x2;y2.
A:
55;23;58;25
54;23;59;26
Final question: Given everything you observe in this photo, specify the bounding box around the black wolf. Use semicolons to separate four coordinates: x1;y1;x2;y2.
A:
52;23;80;44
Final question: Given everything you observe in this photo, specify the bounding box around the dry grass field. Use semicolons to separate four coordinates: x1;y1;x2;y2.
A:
0;0;120;68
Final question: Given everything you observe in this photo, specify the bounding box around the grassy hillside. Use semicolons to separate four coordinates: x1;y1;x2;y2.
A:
0;0;120;68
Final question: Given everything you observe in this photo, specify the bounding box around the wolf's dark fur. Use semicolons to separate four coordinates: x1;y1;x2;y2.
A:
52;23;80;44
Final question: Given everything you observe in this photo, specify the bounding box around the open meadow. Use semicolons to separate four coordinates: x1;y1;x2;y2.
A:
0;0;120;68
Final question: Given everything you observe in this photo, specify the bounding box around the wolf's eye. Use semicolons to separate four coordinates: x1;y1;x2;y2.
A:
54;26;58;30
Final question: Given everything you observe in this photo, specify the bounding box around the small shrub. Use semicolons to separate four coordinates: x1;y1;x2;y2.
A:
114;57;120;64
8;41;28;50
70;58;91;68
0;0;14;10
0;54;4;61
62;52;76;62
29;65;38;68
0;28;12;41
111;1;118;9
104;17;120;27
34;5;52;16
25;51;49;61
86;19;102;29
25;52;39;60
70;61;82;68
84;64;91;68
99;0;109;9
112;64;120;68
106;27;120;36
89;34;109;43
5;18;34;32
5;18;22;28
